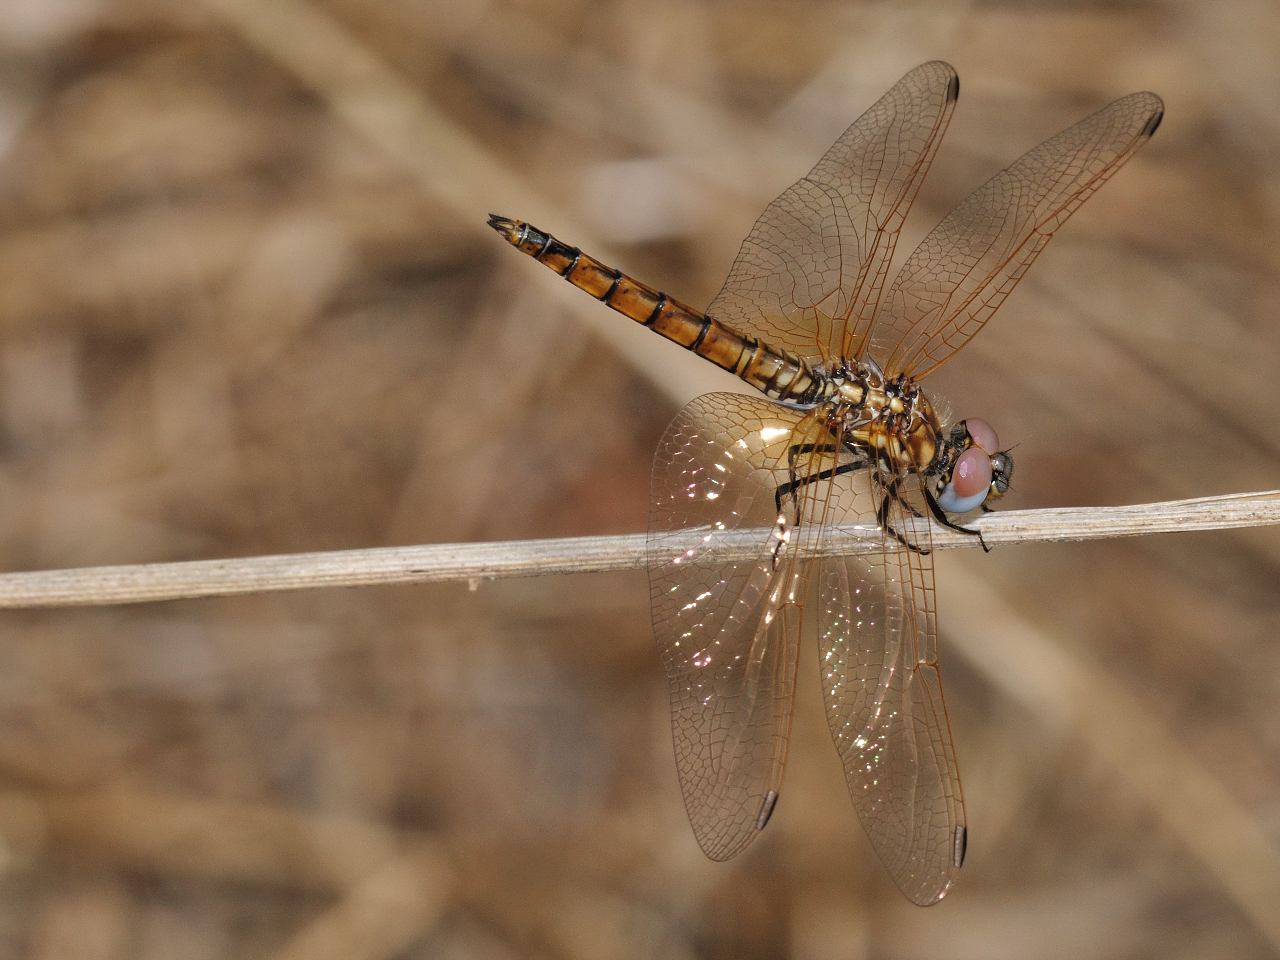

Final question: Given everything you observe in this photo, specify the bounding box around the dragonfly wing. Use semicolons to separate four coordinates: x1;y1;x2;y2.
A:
878;90;1163;380
649;392;833;860
706;61;958;365
816;469;966;905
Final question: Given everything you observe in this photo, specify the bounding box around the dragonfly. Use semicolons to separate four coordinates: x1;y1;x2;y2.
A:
488;61;1161;905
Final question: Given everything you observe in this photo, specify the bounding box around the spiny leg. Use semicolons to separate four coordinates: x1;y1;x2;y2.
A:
786;442;837;470
877;477;930;556
922;484;991;552
777;442;847;513
775;448;869;515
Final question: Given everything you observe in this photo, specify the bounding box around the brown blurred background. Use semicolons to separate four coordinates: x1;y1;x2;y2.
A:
0;0;1277;957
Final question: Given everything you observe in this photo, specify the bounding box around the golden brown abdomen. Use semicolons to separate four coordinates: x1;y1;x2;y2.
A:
487;215;829;405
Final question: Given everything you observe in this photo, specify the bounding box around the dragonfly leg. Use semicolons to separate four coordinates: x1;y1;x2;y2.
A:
897;495;926;520
786;442;836;470
878;478;930;555
774;446;869;514
922;485;991;552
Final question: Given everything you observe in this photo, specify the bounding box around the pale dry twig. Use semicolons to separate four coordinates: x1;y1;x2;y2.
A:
0;491;1275;609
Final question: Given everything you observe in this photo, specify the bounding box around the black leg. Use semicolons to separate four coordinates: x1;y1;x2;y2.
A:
898;495;926;520
786;442;839;469
774;452;869;514
922;486;991;552
878;477;930;555
776;442;840;512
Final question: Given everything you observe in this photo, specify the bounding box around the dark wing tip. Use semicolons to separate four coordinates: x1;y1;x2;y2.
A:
917;60;959;94
953;823;968;868
1122;91;1164;138
755;789;780;830
908;60;959;96
1141;99;1165;137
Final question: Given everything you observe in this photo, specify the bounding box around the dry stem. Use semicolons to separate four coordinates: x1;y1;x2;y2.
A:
0;491;1274;609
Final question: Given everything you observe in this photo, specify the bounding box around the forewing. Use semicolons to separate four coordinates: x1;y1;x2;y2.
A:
816;470;966;905
706;61;958;366
878;90;1163;379
649;392;831;860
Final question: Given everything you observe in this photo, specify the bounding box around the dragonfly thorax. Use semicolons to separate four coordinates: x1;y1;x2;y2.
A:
823;359;943;474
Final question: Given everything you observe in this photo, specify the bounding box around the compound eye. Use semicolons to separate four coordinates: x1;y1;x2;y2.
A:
936;446;993;514
952;446;992;498
964;418;1000;454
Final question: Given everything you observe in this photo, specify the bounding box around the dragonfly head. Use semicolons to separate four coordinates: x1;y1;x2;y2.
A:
935;418;1014;514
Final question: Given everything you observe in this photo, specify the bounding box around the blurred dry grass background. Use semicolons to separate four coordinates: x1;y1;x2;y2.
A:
0;0;1277;957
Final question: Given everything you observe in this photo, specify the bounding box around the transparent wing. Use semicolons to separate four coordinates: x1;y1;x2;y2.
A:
648;392;833;860
815;467;966;905
878;90;1164;380
706;61;958;366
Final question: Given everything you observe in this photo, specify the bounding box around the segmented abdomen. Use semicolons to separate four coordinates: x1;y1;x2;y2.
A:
488;215;829;405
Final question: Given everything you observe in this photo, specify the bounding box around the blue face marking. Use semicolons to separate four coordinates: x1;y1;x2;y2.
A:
937;481;988;515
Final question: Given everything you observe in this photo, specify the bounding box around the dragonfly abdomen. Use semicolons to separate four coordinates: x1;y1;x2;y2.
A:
488;215;829;405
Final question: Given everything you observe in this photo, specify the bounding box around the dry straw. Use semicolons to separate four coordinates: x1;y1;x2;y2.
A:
0;490;1275;609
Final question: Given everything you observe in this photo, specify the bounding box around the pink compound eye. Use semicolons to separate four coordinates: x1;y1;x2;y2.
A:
951;446;993;499
965;418;1000;454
